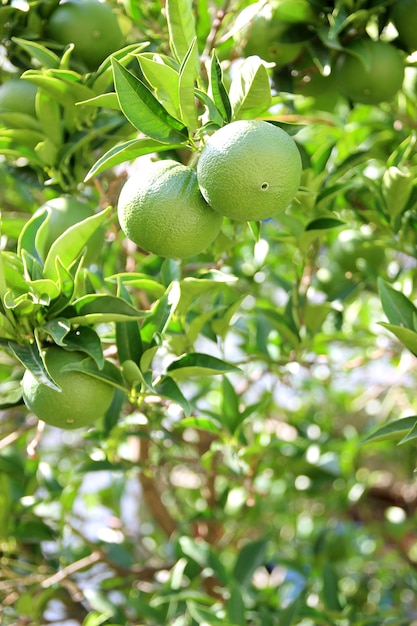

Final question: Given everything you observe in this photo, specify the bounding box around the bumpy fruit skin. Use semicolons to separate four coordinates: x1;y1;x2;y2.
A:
22;348;114;430
117;159;223;258
196;120;302;222
46;0;124;70
334;39;404;105
0;79;38;117
391;0;417;53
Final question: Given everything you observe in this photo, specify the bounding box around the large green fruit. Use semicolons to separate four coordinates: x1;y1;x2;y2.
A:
233;1;306;66
46;0;124;70
331;230;386;274
22;348;114;430
0;79;37;117
334;39;404;104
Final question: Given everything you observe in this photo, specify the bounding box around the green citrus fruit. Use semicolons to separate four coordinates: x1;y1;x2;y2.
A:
196;120;302;222
22;348;114;429
117;159;223;258
391;0;417;53
334;39;404;104
294;69;340;111
46;0;124;70
331;229;386;274
35;196;105;264
233;1;305;66
0;79;37;117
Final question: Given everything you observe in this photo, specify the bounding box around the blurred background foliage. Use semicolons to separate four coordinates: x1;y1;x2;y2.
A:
1;0;417;624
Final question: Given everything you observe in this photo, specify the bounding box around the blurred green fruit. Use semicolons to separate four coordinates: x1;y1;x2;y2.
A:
294;69;340;111
46;0;125;71
0;79;37;117
233;1;306;66
334;39;405;104
331;229;386;274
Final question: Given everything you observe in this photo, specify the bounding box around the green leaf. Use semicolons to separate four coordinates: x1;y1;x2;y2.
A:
36;90;63;147
12;37;60;69
178;37;199;131
79;92;120;111
60;327;105;369
399;421;417;445
305;217;345;231
279;596;303;626
233;538;268;588
166;0;198;64
221;376;241;433
43;208;111;280
363;416;417;444
84;137;184;181
167;353;241;379
154;376;191;416
208;51;232;123
177;416;221;435
106;273;165;299
62;358;125;391
378;279;417;330
382;166;413;222
112;58;188;144
116;321;143;367
39;318;71;345
17;210;48;263
322;563;342;612
115;281;143;366
66;294;148;325
229;57;273;121
226;584;246;626
379;323;417;356
9;341;61;391
195;89;224;128
140;281;181;346
137;52;181;118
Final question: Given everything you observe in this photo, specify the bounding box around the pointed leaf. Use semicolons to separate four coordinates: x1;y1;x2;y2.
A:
379;322;417;355
399;420;417;444
378;279;417;330
138;53;181;117
178;416;221;435
43;208;111;280
208;51;232;123
61;327;105;369
9;341;61;391
40;318;71;345
17;210;48;263
166;0;198;63
322;563;342;612
363;415;417;444
229;57;273;121
12;37;60;69
67;294;148;325
140;281;181;345
62;357;125;391
178;37;199;130
167;353;241;379
233;538;268;588
112;58;188;144
154;376;191;416
85;137;184;181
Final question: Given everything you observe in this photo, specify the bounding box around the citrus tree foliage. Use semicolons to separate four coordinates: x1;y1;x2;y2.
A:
1;0;417;624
